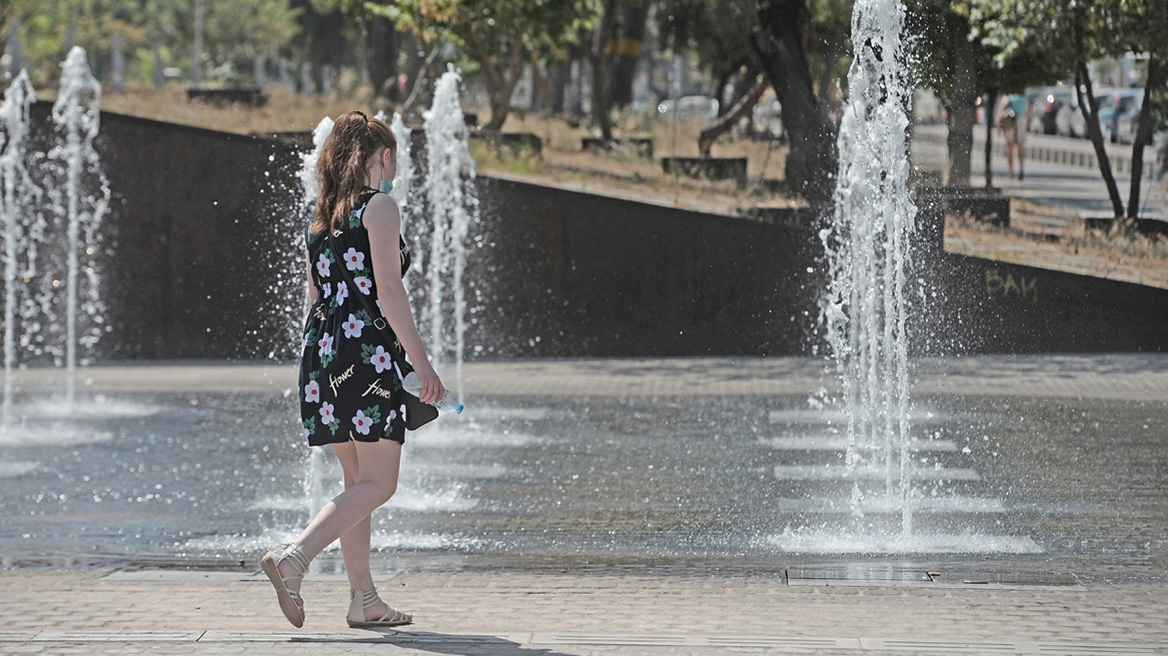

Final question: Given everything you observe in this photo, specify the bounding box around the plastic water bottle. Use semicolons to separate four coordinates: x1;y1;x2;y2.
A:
402;372;464;413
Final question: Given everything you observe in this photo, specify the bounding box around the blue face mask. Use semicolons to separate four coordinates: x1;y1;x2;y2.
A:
379;179;393;194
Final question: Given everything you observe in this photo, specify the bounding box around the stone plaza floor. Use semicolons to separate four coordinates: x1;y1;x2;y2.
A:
2;356;1167;654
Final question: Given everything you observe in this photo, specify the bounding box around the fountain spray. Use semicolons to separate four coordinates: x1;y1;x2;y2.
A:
422;67;478;404
821;0;918;535
0;70;38;425
51;47;109;405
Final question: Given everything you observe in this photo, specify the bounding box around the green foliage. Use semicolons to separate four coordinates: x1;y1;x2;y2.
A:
2;0;301;87
910;0;1066;96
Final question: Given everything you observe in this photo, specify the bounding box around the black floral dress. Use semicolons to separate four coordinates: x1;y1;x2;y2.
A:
299;187;412;446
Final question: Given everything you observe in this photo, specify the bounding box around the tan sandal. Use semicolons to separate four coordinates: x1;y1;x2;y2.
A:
346;586;413;628
261;543;310;628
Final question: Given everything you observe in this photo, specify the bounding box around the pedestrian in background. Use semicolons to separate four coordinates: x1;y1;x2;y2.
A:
997;93;1030;181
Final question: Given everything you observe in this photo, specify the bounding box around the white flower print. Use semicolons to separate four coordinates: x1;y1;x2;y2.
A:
400;403;407;423
318;332;333;357
388;408;397;422
301;332;309;353
320;401;335;424
376;299;385;317
370;345;392;373
316;253;331;278
344;247;365;271
342;313;365;339
303;425;311;440
352;410;373;435
322;282;332;298
335;280;349;305
391;360;403;381
304;379;320;403
354;276;373;295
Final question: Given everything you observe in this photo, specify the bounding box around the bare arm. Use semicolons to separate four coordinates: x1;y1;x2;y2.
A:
305;250;318;307
363;194;444;403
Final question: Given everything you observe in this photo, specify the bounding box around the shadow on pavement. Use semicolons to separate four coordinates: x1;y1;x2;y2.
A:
292;630;574;656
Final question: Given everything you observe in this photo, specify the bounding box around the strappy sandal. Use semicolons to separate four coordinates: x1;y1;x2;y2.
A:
261;543;310;628
346;586;413;628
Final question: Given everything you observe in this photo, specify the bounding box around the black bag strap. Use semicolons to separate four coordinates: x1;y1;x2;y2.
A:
326;228;413;376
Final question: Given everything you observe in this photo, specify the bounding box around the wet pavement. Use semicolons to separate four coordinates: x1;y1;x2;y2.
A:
1;356;1166;585
2;357;1167;654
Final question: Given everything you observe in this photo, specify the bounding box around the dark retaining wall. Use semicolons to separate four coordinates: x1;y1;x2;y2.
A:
10;102;1168;361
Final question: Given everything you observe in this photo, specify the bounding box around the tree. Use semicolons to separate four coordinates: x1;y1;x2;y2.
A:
971;0;1126;217
1114;0;1168;219
735;0;836;206
910;0;1065;186
387;0;594;130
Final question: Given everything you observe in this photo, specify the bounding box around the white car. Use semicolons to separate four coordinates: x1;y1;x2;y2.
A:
657;95;720;122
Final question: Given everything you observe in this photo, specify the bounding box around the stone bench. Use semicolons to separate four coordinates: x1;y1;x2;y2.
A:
660;157;747;186
186;88;268;107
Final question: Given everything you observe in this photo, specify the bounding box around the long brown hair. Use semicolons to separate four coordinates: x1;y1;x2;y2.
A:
310;111;397;234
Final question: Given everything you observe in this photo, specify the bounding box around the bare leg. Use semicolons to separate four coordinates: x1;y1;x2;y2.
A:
277;440;402;607
331;442;393;621
1005;137;1016;179
1015;143;1025;179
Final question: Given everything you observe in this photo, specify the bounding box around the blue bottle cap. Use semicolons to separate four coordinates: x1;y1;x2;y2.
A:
454;404;464;414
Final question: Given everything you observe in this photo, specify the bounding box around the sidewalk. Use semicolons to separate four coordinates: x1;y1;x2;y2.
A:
1;569;1166;655
912;123;1168;220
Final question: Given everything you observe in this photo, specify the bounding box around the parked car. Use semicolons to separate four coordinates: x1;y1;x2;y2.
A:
747;99;784;138
1116;94;1158;145
657;96;719;122
1070;87;1119;139
1054;87;1082;136
1034;86;1071;134
1025;88;1045;132
1107;89;1144;142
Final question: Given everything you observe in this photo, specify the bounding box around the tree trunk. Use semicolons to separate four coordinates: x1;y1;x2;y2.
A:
946;18;976;186
367;15;400;102
607;1;650;109
1127;55;1162;219
476;28;528;130
191;0;204;85
589;0;618;139
153;42;165;89
699;74;768;156
549;61;568;114
713;66;737;117
744;0;836;205
1075;61;1125;217
983;90;996;189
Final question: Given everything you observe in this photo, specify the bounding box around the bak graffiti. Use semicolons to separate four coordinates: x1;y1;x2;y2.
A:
986;268;1038;303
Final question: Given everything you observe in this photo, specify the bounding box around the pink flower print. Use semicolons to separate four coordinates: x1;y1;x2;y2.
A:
318;332;334;357
316;253;331;278
322;282;332;298
370;345;392;373
354;277;372;295
336;281;349;305
319;402;335;424
344;247;365;271
304;379;320;403
352;410;374;435
342;313;365;339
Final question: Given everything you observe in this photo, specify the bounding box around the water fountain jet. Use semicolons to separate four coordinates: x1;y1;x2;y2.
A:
0;70;38;425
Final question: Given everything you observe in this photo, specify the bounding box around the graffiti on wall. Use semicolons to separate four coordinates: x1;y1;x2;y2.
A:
986;268;1038;303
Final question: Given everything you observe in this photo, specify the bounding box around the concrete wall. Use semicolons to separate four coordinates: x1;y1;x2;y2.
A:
11;103;1168;362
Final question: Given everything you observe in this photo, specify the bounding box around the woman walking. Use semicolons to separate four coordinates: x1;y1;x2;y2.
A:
996;93;1030;180
262;111;445;629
